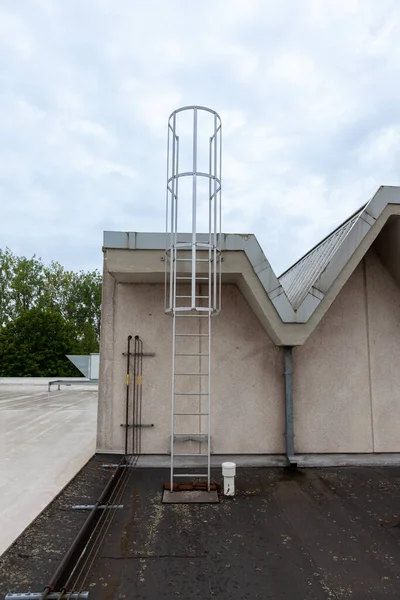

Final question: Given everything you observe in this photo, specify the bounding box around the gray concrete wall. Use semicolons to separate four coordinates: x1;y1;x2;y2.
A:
294;248;400;454
97;278;284;454
293;262;373;453
367;250;400;452
98;244;400;456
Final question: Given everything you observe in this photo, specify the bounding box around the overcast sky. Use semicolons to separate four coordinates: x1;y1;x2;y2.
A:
1;0;399;275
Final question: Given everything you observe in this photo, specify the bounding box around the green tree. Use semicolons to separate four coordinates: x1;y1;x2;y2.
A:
62;269;102;353
0;248;102;355
0;308;81;377
0;248;15;326
11;255;44;316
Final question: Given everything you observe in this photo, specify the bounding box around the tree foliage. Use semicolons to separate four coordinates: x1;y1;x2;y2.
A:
0;248;102;377
0;309;80;377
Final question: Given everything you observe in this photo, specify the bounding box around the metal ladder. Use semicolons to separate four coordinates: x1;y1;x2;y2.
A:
165;106;222;491
171;273;212;487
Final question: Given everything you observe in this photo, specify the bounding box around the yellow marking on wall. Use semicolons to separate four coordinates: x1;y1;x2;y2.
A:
136;375;143;385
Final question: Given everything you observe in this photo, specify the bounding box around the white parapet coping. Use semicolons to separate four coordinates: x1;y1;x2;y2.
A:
103;186;400;345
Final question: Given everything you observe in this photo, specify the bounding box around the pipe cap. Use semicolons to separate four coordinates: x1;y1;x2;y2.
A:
222;461;236;477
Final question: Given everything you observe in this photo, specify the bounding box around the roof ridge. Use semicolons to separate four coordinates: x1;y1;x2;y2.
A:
278;204;367;310
279;203;367;280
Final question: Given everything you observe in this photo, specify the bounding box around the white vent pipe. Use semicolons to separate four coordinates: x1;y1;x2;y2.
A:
222;461;236;496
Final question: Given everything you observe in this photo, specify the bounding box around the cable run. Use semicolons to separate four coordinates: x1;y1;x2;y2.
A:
63;454;138;595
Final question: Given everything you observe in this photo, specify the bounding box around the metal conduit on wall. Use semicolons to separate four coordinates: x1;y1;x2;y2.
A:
283;347;296;466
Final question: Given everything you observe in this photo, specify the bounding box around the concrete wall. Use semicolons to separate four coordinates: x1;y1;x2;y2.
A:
97;277;284;454
367;250;400;452
294;248;400;453
99;243;400;456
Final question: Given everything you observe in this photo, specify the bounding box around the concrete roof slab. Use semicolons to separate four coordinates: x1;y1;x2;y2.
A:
3;461;400;598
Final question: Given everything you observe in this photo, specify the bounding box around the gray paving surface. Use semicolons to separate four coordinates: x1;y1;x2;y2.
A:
0;386;97;555
2;457;400;598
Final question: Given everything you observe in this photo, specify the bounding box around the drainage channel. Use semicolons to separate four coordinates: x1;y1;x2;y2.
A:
5;454;138;600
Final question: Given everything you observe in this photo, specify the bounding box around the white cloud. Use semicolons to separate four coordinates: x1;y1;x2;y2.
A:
0;9;34;58
359;127;400;171
0;0;400;274
70;120;110;137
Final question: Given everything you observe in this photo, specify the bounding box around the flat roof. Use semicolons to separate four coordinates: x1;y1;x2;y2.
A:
0;383;97;556
2;457;400;598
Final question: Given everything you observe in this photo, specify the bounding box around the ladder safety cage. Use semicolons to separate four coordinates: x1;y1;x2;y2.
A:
164;106;222;491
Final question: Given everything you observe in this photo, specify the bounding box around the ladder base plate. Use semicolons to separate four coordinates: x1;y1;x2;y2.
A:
164;481;217;491
162;489;219;504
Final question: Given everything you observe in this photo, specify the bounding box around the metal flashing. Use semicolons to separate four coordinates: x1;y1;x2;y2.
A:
103;186;400;342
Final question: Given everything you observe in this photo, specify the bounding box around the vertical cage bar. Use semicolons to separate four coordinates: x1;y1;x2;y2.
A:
169;114;177;311
165;125;170;312
209;134;213;314
213;113;218;310
191;107;198;309
218;120;222;312
173;127;179;313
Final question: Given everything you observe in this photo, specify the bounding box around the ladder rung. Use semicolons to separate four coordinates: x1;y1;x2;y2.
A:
173;453;208;457
174;413;209;416
176;277;209;280
175;373;209;376
173;474;209;478
175;258;209;262
175;315;209;318
174;393;208;396
174;310;212;314
175;353;209;356
176;295;209;299
176;333;209;337
174;434;208;442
